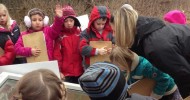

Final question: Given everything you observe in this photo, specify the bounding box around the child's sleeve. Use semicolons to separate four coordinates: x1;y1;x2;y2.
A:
139;57;172;99
15;35;32;57
79;31;96;56
47;16;63;39
0;39;15;65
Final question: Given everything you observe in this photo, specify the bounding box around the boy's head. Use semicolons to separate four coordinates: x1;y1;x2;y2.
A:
87;6;111;32
24;8;49;31
14;69;66;100
78;62;128;100
93;17;107;31
163;10;187;24
62;5;81;29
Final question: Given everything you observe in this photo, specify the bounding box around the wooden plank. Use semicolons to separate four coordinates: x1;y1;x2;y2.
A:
128;78;156;96
184;96;190;100
22;31;48;63
89;41;112;65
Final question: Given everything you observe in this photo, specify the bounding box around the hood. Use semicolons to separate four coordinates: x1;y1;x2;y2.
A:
87;6;111;32
62;5;81;27
136;16;165;41
0;19;17;32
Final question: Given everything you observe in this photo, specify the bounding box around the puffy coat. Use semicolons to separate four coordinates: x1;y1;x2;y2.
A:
53;27;84;77
131;16;190;98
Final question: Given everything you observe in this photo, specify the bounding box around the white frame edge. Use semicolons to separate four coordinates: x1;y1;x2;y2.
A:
0;72;83;92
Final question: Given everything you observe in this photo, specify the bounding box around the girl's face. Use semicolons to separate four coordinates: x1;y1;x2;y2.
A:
64;17;74;29
0;10;8;26
110;22;115;37
93;18;107;31
31;14;43;31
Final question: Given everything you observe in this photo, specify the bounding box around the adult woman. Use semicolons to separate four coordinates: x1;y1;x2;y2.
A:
111;4;190;98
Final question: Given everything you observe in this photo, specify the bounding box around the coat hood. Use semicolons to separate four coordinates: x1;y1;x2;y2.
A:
87;6;111;32
136;16;165;42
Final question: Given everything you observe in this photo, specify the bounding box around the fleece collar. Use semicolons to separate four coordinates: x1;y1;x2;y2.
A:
131;53;139;71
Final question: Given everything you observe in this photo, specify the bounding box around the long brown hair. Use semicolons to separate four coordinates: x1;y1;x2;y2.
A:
114;4;138;48
14;69;66;100
0;3;11;30
110;46;134;80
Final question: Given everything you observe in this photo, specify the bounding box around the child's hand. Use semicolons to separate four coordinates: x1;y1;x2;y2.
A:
31;48;41;57
97;46;108;55
107;48;112;54
60;72;65;80
55;4;63;18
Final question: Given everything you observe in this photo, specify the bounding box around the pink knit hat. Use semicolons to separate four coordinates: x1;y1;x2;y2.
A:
62;5;81;27
164;10;187;24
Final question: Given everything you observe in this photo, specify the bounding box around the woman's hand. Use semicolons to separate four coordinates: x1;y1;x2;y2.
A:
55;4;63;18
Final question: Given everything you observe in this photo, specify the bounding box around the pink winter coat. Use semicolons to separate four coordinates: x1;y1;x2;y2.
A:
15;16;63;60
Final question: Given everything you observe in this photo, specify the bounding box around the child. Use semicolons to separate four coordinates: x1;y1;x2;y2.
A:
163;10;187;24
79;6;115;68
0;3;22;64
13;69;66;100
79;62;156;100
110;46;182;100
53;5;84;84
15;5;63;61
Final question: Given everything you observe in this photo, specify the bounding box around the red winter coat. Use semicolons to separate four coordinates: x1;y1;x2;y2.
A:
0;39;15;66
53;27;84;77
0;20;21;64
79;6;115;68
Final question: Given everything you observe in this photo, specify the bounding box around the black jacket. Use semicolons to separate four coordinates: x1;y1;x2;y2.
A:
131;16;190;98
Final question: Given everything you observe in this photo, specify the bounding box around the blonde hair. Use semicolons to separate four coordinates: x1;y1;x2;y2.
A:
13;69;66;100
114;4;138;48
0;3;11;30
110;46;134;80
